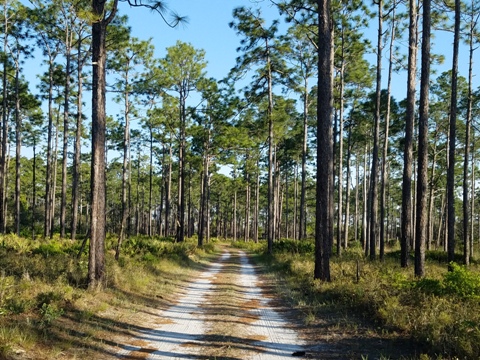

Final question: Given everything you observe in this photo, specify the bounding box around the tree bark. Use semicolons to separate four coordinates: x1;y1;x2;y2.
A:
401;0;418;268
314;0;332;281
267;40;275;254
89;0;117;289
447;0;460;268
369;0;383;261
60;31;72;238
71;36;84;240
299;77;309;240
415;0;431;278
380;0;397;260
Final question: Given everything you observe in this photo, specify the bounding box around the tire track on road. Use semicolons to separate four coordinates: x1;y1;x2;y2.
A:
118;248;305;359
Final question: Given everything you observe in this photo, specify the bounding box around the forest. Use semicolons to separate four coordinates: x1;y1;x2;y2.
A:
1;0;480;358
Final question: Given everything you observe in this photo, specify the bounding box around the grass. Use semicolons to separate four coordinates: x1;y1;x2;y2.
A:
3;233;478;359
0;233;218;360
233;239;480;359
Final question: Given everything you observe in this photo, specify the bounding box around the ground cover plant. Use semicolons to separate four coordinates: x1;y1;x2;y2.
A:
0;234;217;360
234;239;480;360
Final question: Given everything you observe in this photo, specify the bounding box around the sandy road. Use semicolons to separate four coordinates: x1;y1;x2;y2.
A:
117;249;306;359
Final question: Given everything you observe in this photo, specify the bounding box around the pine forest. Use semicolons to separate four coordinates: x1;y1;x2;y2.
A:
1;0;480;359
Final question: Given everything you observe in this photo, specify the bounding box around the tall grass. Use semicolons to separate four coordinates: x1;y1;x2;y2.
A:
0;233;218;359
235;239;480;359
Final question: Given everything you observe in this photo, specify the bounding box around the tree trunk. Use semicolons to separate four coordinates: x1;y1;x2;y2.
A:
314;0;333;281
344;130;352;249
355;153;359;243
176;93;186;242
415;0;431;278
0;5;8;234
447;0;460;268
267;41;275;254
165;143;172;237
14;67;20;235
71;37;84;240
244;156;251;242
32;138;37;239
427;129;438;250
116;81;130;259
369;0;383;261
89;0;117;289
52;111;60;237
60;37;72;238
299;78;309;240
463;2;475;265
401;0;418;268
380;0;397;260
254;158;260;243
148;126;153;236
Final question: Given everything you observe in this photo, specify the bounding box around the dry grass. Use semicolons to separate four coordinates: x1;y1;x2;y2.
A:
234;239;480;359
0;235;216;360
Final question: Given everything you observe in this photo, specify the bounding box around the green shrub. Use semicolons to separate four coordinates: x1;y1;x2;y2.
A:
5;297;34;314
443;262;480;298
32;242;64;257
273;239;314;254
411;277;444;296
39;303;64;327
36;291;63;308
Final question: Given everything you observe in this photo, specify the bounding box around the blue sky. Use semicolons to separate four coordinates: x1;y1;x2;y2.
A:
21;0;476;146
125;0;281;84
122;0;473;106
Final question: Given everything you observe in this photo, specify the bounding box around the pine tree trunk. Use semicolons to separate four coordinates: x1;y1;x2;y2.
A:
299;78;309;240
344;130;352;249
89;0;116;289
32;139;37;239
427;129;438;250
244;157;250;242
14;67;20;235
415;0;431;278
176;93;186;243
60;40;72;239
401;0;418;268
447;0;460;268
369;0;383;261
314;0;333;281
0;6;8;234
52;112;60;237
337;35;345;256
355;154;359;243
165;144;172;237
380;0;397;260
71;37;84;240
463;5;475;265
267;40;275;253
116;83;130;259
254;159;260;243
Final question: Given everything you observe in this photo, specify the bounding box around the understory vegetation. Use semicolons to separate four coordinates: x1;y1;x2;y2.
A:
3;234;480;359
235;239;480;360
0;234;217;359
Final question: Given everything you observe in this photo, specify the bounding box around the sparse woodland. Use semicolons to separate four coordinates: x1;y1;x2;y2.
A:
1;0;480;359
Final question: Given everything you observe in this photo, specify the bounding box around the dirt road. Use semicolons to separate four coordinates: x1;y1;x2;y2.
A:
117;250;307;359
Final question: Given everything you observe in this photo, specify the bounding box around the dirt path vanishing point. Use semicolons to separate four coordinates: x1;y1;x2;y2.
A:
116;249;308;359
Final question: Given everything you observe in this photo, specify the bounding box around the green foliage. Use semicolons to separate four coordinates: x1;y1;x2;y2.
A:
32;242;64;257
39;303;64;328
443;263;480;298
273;239;315;254
250;244;480;359
410;278;443;296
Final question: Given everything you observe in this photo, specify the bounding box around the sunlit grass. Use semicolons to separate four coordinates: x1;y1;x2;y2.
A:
235;238;480;359
0;234;220;359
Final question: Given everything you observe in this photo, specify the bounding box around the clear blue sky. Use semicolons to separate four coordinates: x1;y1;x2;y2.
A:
122;0;472;106
125;0;281;84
